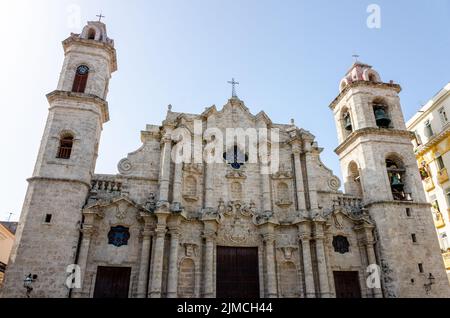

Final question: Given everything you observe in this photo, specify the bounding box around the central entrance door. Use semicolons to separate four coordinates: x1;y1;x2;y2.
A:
333;271;362;298
216;247;260;298
93;266;131;298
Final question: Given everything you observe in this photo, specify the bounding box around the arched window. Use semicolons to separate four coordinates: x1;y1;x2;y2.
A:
424;120;434;138
223;145;248;170
386;156;409;201
347;161;363;197
72;65;89;93
373;98;391;128
57;133;74;159
87;28;96;40
341;107;353;137
368;73;377;82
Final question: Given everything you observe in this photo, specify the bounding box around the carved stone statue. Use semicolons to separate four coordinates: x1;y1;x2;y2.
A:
144;193;157;212
217;198;226;216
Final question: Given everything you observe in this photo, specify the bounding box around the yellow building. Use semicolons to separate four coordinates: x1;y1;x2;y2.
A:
407;83;450;281
0;222;17;287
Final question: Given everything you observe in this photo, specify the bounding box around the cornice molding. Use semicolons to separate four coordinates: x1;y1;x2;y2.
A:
414;124;450;157
46;90;110;123
27;176;91;189
62;36;117;73
329;81;402;110
335;128;414;155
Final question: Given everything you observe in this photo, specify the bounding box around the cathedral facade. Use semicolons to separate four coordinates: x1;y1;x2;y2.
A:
1;21;449;298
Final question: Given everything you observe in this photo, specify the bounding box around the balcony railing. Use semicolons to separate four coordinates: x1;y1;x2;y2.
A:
438;168;449;184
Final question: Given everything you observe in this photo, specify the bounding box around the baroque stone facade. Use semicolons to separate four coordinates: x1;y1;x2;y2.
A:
1;21;449;298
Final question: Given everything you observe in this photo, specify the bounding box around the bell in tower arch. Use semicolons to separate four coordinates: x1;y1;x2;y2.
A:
374;106;391;128
344;113;353;131
390;173;404;190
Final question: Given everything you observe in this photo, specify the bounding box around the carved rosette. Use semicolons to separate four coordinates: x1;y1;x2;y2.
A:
118;158;133;175
328;176;341;191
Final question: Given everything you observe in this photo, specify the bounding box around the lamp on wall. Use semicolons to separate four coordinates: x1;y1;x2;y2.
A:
424;273;435;294
23;273;38;298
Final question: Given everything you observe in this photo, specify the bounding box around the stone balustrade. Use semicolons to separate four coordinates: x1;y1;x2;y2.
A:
91;175;124;194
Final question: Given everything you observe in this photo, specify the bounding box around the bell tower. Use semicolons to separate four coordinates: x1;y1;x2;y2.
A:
1;21;117;298
330;61;450;297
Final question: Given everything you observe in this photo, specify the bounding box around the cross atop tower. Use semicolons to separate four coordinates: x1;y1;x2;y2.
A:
228;78;239;99
352;54;360;63
96;13;105;22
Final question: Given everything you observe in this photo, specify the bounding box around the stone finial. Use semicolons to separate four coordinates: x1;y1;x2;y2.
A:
168;104;173;112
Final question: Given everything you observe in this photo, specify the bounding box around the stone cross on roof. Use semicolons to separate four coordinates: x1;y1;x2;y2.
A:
228;78;239;99
96;13;105;22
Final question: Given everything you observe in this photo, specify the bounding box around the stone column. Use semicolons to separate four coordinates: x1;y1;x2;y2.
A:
203;115;217;211
366;242;383;296
159;133;173;202
303;142;318;211
76;225;94;297
292;143;306;211
365;236;382;298
203;231;216;297
299;222;315;298
167;227;181;298
314;223;331;298
259;147;272;213
137;229;153;298
204;163;214;210
149;212;169;298
263;233;278;298
172;162;183;205
137;214;153;298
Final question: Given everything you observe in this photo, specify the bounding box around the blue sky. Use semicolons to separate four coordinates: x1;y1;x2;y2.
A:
1;0;449;221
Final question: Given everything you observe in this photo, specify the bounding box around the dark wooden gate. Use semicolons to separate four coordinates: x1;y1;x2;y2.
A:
216;247;260;298
333;271;362;298
93;266;131;298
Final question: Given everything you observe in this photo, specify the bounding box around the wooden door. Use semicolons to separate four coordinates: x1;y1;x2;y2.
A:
216;247;260;298
333;271;362;298
93;266;131;298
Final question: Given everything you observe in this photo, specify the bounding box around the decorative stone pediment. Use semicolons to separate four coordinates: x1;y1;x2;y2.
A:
83;195;146;226
225;170;247;179
323;202;374;231
182;194;199;202
216;199;259;246
275;199;293;208
183;163;203;175
219;200;258;219
271;164;293;180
